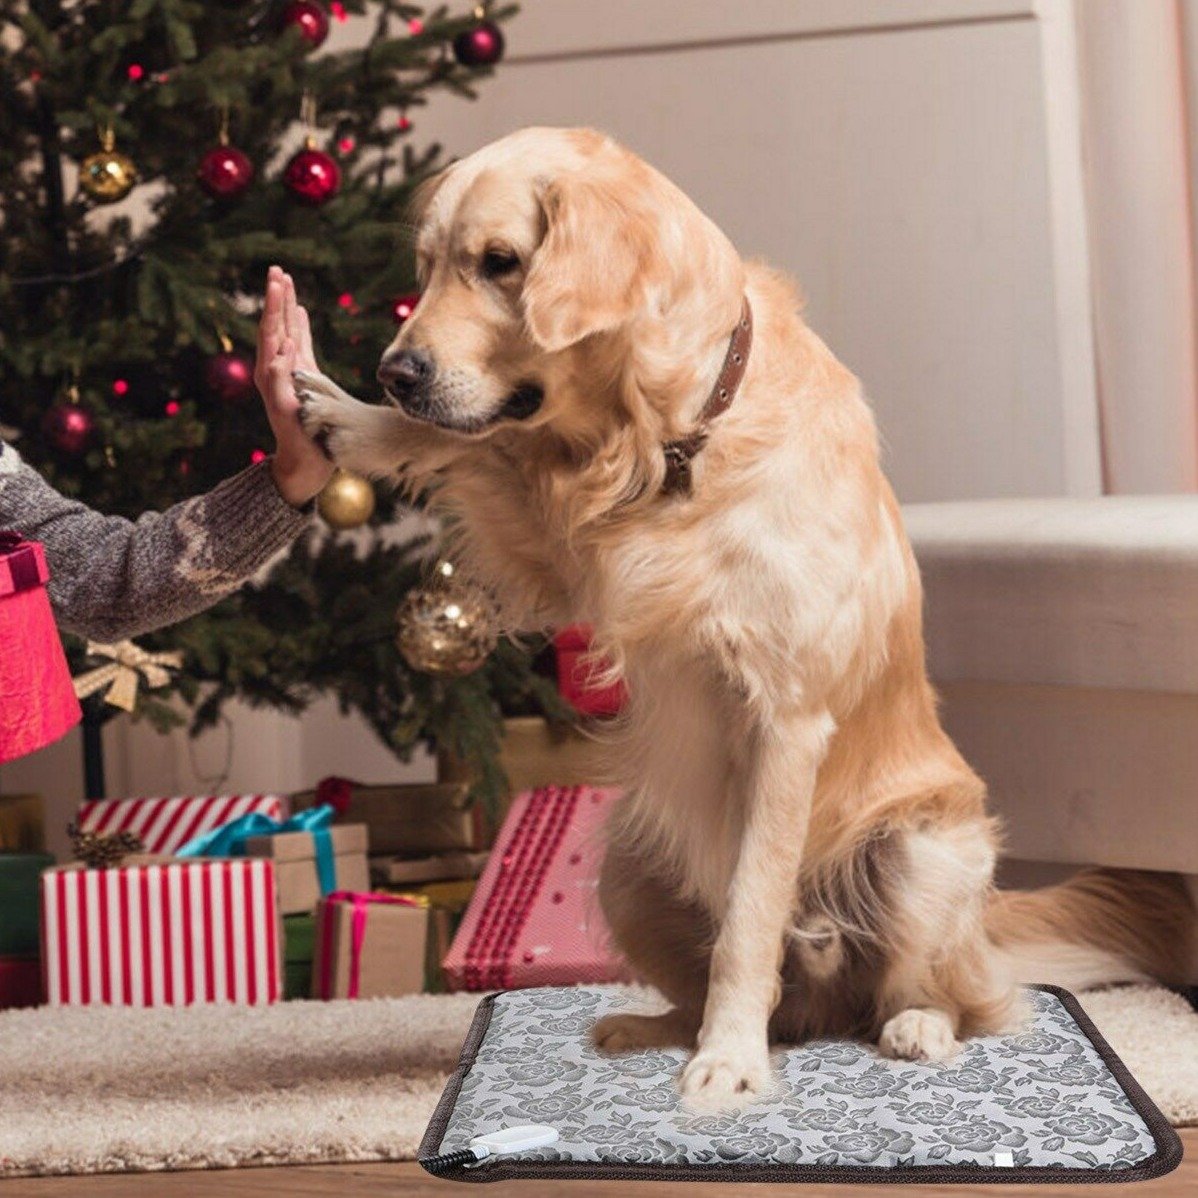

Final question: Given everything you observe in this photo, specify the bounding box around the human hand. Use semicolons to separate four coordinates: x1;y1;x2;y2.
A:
255;264;334;507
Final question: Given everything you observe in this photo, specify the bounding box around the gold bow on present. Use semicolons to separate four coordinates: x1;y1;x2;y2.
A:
73;639;184;712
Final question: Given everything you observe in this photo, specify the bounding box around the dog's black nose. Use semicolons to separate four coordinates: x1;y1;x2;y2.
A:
378;349;434;392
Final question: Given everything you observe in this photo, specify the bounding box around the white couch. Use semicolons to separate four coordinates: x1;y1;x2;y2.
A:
905;496;1198;880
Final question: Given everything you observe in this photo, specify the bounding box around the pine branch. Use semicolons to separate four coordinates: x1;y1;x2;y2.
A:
3;2;546;799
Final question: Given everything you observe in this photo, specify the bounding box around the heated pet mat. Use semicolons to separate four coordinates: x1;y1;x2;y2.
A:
419;985;1180;1184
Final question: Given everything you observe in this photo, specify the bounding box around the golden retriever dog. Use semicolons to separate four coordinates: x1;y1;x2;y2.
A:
296;127;1194;1112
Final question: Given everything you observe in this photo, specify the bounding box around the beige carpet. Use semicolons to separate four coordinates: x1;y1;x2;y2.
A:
0;984;1193;1178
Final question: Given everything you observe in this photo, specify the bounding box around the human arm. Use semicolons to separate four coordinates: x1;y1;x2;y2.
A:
0;266;331;641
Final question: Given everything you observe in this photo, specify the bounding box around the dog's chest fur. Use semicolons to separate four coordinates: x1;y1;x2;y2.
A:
606;499;907;906
468;421;911;911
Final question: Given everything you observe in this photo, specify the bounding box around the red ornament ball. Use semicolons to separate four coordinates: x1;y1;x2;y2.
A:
284;146;341;205
280;0;329;49
198;144;254;200
392;292;421;324
204;350;256;404
453;20;505;67
42;403;94;455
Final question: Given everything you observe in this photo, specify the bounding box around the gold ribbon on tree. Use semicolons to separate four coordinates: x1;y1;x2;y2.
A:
73;640;184;712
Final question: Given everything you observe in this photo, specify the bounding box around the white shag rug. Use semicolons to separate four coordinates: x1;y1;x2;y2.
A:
0;984;1193;1177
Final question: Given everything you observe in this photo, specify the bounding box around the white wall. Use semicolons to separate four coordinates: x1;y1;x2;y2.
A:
0;698;437;860
413;0;1100;503
4;0;1105;843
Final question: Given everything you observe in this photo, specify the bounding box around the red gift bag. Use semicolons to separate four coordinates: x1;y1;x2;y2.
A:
553;625;627;716
0;533;81;764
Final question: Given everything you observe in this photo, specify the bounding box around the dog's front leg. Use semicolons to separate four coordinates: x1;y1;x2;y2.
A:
679;709;833;1113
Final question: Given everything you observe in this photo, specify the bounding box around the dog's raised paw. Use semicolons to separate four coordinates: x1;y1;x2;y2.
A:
678;1045;770;1113
878;1008;959;1063
293;368;353;404
295;371;350;459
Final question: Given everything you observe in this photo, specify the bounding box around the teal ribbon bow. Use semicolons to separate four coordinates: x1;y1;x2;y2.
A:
176;804;338;895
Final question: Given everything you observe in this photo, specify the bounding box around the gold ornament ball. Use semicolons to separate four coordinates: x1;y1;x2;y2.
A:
317;469;376;529
79;149;138;203
395;574;499;677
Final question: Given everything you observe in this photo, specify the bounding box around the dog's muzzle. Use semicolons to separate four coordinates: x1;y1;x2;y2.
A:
377;348;544;431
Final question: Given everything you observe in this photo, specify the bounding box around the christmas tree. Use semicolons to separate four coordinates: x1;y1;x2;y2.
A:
0;1;570;807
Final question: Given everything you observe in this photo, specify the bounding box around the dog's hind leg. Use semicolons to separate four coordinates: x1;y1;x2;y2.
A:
591;826;710;1053
593;1008;699;1053
876;820;1020;1062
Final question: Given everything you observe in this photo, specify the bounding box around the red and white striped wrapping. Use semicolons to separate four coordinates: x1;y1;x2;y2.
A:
41;859;281;1006
75;793;289;856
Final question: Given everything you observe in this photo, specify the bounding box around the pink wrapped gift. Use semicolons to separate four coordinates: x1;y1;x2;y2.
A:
75;793;289;856
444;785;633;991
0;533;81;764
41;857;281;1006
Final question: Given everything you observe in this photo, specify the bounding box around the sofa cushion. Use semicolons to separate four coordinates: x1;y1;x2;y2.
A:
904;496;1198;693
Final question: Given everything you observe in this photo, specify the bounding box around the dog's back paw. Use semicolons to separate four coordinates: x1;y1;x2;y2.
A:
878;1007;959;1062
592;1009;698;1054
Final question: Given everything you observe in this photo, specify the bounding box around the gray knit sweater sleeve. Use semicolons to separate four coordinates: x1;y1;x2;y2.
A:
0;440;311;641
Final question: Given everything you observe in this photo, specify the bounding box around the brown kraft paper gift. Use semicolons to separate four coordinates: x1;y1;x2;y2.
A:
244;824;369;914
312;891;428;999
293;782;478;854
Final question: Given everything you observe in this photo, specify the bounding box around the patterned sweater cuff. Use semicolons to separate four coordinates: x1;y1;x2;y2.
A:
195;458;312;577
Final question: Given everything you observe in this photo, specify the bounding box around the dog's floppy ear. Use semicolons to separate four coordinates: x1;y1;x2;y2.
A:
406;166;449;230
523;170;657;352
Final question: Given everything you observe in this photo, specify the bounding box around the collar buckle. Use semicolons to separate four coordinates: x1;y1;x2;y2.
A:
659;296;753;498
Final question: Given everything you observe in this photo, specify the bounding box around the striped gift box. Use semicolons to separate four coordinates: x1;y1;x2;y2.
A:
75;793;289;856
41;859;281;1007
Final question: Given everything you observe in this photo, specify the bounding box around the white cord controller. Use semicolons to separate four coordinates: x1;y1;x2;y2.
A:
422;1123;560;1174
469;1124;560;1161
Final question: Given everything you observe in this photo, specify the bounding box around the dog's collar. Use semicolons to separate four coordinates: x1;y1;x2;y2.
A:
661;297;753;496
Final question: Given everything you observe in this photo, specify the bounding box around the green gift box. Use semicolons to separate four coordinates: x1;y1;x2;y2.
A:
0;853;54;956
282;912;315;1000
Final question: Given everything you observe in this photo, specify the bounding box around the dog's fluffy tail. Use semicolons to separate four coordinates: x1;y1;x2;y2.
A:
986;868;1195;991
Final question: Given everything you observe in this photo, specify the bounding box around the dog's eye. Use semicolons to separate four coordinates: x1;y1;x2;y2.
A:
481;249;520;280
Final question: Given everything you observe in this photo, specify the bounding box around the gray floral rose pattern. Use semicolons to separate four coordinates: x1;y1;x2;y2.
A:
818;1126;916;1163
437;986;1157;1173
